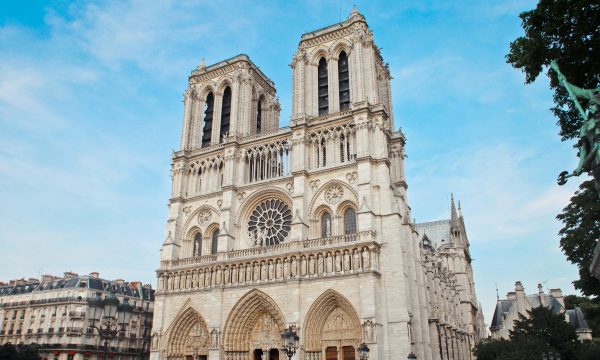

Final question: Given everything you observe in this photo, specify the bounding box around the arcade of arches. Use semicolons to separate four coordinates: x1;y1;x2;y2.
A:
164;290;363;360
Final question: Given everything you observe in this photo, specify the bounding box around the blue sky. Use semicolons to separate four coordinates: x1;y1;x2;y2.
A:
0;0;587;326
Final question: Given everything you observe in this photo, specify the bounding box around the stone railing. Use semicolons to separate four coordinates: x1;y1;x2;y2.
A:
161;231;374;270
157;231;378;293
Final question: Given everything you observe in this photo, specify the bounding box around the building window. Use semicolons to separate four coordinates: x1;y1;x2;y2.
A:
344;208;357;234
220;86;232;141
211;229;219;255
193;233;202;257
321;138;327;167
256;97;262;134
202;92;214;147
318;57;329;115
321;212;332;238
247;199;292;246
338;51;350;111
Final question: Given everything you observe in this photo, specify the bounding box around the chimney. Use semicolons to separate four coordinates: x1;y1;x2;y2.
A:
90;272;99;279
538;283;546;307
28;278;40;284
63;271;79;279
549;288;565;309
507;291;516;301
41;274;56;282
114;279;125;285
515;281;526;313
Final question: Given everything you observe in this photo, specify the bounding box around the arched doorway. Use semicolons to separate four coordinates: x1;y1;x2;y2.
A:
303;290;362;360
166;307;210;360
223;289;285;359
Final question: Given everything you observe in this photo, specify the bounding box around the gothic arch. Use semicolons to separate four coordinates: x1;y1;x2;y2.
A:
165;303;210;359
197;84;217;102
302;289;362;352
216;78;234;95
222;289;286;351
308;179;358;219
310;47;330;65
181;205;220;243
235;187;293;227
331;41;352;59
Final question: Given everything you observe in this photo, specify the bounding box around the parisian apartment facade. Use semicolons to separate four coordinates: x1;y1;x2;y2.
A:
0;272;154;360
151;9;485;360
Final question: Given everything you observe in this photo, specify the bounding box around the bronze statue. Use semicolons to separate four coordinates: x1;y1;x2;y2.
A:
551;61;600;198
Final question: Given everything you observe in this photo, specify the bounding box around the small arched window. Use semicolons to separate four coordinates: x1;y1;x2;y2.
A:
321;138;327;167
220;87;232;141
318;58;329;115
338;51;350;111
321;212;332;238
202;92;214;147
192;233;202;257
344;208;357;234
211;229;219;255
256;98;262;134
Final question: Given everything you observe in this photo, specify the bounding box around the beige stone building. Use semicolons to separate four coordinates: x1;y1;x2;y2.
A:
490;281;592;342
151;9;484;360
0;272;154;360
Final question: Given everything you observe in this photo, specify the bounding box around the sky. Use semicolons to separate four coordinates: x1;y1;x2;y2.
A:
0;0;588;328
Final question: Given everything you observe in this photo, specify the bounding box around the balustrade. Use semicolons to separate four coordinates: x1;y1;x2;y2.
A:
157;231;378;293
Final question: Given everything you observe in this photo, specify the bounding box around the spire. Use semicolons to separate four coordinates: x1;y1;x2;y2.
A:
198;58;206;70
457;200;463;218
348;4;363;20
450;193;459;227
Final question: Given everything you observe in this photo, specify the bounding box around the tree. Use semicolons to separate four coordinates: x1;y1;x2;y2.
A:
507;0;600;296
474;306;600;359
0;344;40;360
564;294;600;337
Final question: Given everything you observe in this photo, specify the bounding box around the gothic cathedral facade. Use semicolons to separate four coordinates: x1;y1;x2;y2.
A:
151;9;484;360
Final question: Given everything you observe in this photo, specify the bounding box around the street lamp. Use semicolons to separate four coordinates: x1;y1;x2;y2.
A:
407;352;417;360
280;325;299;360
358;343;369;360
87;294;133;360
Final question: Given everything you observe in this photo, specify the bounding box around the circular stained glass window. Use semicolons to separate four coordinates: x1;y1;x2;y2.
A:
248;199;292;246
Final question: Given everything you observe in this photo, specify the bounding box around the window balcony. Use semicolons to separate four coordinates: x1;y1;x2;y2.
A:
69;311;85;319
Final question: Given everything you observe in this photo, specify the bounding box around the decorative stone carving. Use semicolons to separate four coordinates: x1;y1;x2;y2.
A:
346;171;358;184
237;191;246;201
198;209;212;226
210;328;219;349
285;181;294;194
310;179;321;191
183;206;192;216
363;319;376;342
325;185;344;204
247;199;292;246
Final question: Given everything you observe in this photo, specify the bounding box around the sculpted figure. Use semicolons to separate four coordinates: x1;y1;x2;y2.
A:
269;261;275;280
261;262;267;281
291;258;297;277
353;250;361;270
551;61;600;197
336;252;342;272
199;271;205;288
210;329;219;348
326;254;333;273
362;249;370;269
309;256;315;275
344;252;351;271
224;267;230;285
283;258;290;278
276;259;283;279
318;255;324;274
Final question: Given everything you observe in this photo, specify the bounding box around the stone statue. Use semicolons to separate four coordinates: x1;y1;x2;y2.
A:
551;61;600;198
151;332;159;350
210;329;219;348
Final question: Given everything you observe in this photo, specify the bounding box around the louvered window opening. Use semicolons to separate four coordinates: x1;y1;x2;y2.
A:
220;87;231;141
318;58;329;115
338;51;350;111
256;98;262;134
201;93;214;147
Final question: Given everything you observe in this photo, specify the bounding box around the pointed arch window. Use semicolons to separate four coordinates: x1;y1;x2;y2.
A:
211;229;219;255
318;57;329;115
321;212;332;238
320;138;327;167
201;92;214;147
220;87;231;141
338;51;350;111
256;97;262;134
344;208;357;234
192;233;202;257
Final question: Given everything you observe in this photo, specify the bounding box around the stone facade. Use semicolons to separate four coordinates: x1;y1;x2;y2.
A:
152;9;483;360
0;272;154;360
490;281;592;342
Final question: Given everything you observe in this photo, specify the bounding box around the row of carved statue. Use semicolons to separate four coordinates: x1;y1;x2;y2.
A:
157;245;379;292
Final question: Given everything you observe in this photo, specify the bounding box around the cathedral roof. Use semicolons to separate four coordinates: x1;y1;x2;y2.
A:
415;219;452;249
299;7;367;43
190;54;275;91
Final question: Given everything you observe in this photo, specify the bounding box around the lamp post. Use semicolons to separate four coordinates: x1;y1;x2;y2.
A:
280;326;299;360
87;295;133;360
358;343;369;360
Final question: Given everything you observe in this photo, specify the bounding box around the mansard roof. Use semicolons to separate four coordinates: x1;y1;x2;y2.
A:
566;307;591;330
0;275;154;300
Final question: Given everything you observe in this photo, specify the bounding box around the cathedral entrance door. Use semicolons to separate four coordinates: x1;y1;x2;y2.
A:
269;349;279;360
342;346;355;360
253;349;263;360
326;346;338;360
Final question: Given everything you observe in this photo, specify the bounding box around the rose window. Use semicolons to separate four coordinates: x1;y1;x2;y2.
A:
248;199;292;246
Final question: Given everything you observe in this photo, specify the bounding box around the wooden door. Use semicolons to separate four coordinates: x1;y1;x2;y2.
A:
269;349;279;360
342;346;355;360
326;347;338;360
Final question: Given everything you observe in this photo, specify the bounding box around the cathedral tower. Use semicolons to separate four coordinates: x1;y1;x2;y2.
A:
152;9;482;360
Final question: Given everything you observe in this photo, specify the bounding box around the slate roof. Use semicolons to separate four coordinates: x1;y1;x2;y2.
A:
415;219;452;249
0;275;153;301
566;307;591;330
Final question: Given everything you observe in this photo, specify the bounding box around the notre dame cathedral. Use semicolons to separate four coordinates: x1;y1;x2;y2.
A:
150;8;486;360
